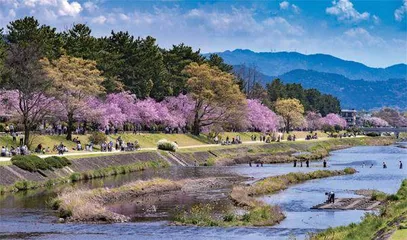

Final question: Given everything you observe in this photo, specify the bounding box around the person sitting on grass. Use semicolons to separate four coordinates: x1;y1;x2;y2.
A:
10;146;16;156
35;144;42;153
1;146;6;157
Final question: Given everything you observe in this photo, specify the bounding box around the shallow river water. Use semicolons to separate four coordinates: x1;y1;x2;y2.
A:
0;145;406;240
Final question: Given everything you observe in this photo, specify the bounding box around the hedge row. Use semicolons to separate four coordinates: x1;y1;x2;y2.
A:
11;155;71;172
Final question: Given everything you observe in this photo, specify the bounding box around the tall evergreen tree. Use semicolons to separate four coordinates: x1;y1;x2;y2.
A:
162;43;205;96
62;23;97;60
7;17;62;59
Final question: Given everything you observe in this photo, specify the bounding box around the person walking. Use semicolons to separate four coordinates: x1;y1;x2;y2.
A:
323;159;327;168
293;159;297;167
306;160;309;168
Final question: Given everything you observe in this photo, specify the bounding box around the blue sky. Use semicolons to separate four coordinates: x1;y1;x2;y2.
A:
0;0;406;67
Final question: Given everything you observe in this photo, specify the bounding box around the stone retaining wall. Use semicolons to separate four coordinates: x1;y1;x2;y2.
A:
0;152;168;186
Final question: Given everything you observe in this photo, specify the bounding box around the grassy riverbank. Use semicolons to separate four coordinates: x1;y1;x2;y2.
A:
231;168;357;207
310;179;407;240
175;168;356;227
52;177;241;223
0;159;168;194
52;178;182;222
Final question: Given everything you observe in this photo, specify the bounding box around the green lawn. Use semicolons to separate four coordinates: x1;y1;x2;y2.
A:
106;133;208;148
391;229;407;240
0;134;90;151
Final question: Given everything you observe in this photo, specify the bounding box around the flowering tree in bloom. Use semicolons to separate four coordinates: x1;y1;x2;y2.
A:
133;98;161;127
320;113;347;131
372;108;407;127
305;111;323;131
162;94;194;128
42;55;105;140
246;99;279;132
361;116;389;127
0;90;60;139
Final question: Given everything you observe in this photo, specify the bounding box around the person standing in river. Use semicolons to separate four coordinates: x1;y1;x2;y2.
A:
383;162;387;169
400;161;403;169
323;159;327;168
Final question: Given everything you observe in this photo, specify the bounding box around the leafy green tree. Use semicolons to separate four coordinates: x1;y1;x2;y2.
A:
62;23;97;60
274;98;305;133
318;94;341;116
162;43;205;96
0;28;6;82
4;43;55;146
7;17;62;59
97;32;166;99
267;79;287;103
43;55;105;140
183;63;246;135
206;53;233;73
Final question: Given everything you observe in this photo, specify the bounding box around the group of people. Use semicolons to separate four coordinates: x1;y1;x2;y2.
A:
287;134;296;141
361;161;403;169
293;159;311;168
214;135;242;145
1;145;29;156
293;159;328;168
305;133;319;140
382;161;403;169
249;161;263;167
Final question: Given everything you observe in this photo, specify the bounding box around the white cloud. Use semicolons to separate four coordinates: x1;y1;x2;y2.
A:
21;0;82;17
292;4;300;14
394;0;407;21
118;13;130;21
8;8;16;18
83;1;98;13
343;27;385;47
58;0;81;16
279;1;289;10
263;17;304;36
279;1;300;14
0;0;19;8
372;15;380;24
326;0;369;22
91;15;106;24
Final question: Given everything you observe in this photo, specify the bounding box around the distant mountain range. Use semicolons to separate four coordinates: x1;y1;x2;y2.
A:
277;70;407;110
211;49;407;82
206;49;407;110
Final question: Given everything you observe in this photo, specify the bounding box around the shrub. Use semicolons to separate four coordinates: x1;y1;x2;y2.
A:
69;173;81;182
157;139;178;152
44;156;71;169
11;155;49;172
366;132;381;137
89;131;108;145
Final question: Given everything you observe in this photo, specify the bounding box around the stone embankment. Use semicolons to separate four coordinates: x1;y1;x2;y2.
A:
0;152;168;187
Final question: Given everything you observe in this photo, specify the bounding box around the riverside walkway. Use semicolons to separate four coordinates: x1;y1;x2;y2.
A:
0;136;358;162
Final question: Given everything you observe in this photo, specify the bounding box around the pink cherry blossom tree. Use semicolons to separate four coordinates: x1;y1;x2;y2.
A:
305;111;323;131
246;99;279;132
162;94;194;128
372;108;407;127
320;113;347;131
361;116;389;127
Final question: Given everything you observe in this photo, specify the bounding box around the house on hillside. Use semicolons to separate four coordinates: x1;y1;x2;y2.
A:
341;109;357;126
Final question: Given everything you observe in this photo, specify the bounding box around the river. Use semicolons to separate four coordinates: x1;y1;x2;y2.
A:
0;145;406;239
